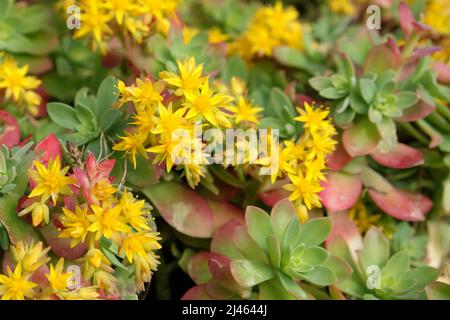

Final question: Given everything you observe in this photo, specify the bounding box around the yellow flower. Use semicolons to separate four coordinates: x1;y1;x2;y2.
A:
229;2;303;59
208;28;229;44
151;103;188;137
91;179;117;203
0;55;41;114
28;157;76;205
0;263;36;300
119;190;150;231
284;170;324;210
294;103;331;135
119;231;161;264
183;81;233;128
182;27;199;44
60;286;99;300
18;201;50;227
227;97;263;125
59;205;91;248
113;131;148;169
9;241;50;273
81;248;113;280
119;231;161;292
307;132;337;161
126;78;165;111
348;201;381;234
159;57;207;96
423;0;450;35
0;57;41;101
88;203;131;240
46;258;73;293
147;133;190;172
230;77;247;97
182;163;206;189
93;270;117;294
73;1;113;53
327;0;356;15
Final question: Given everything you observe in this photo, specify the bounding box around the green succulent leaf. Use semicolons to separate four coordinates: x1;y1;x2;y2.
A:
298;217;331;247
245;206;274;252
359;227;390;275
47;102;80;129
230;259;274;288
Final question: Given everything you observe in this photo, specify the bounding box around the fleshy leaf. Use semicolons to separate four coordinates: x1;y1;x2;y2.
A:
142;182;214;238
230;259;274;288
245;206;273;252
358;227;390;274
319;172;362;212
371;143;424;169
368;188;432;221
206;200;244;232
211;220;244;260
299;218;332;247
342;117;380;157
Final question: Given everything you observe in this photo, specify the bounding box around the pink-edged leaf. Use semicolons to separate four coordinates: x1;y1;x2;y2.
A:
188;252;222;285
432;62;450;85
371;143;424;168
181;284;213;300
211;220;244;259
408;46;442;63
368;188;432;221
396;99;435;122
0;110;20;148
364;42;401;74
208;255;247;294
34;133;62;164
342;118;380;157
142;181;214;238
39;218;87;259
259;188;289;207
327;138;353;171
319;172;362;213
399;2;415;37
326;211;363;255
206;200;244;232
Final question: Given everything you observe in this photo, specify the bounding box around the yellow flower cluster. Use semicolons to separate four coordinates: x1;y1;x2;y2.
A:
18;155;161;295
0;53;42;115
273;102;337;222
327;0;357;15
60;0;179;54
0;241;99;300
228;2;304;60
423;0;450;35
113;57;262;189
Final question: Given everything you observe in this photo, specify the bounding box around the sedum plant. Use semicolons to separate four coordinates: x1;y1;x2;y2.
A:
182;199;351;300
327;214;439;300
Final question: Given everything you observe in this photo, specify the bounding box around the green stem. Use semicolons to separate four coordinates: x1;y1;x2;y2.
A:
416;119;443;147
398;122;428;145
402;33;420;59
426;112;450;133
436;103;450;122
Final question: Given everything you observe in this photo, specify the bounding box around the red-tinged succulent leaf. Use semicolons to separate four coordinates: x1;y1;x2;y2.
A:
342;118;380;157
210;220;244;259
360;167;393;193
364;42;401;74
142;181;214;238
396;99;435;122
206;200;244;232
432;62;450;85
327;139;352;171
181;285;213;300
188;252;222;285
319;172;362;213
34;133;62;164
408;46;442;63
326;211;363;254
208;255;247;294
371;143;424;169
0;110;20;148
259;188;289;207
368;188;432;221
39;219;87;259
398;2;415;37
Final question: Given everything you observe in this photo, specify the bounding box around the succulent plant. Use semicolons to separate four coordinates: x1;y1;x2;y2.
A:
327;214;439;300
182;199;352;300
